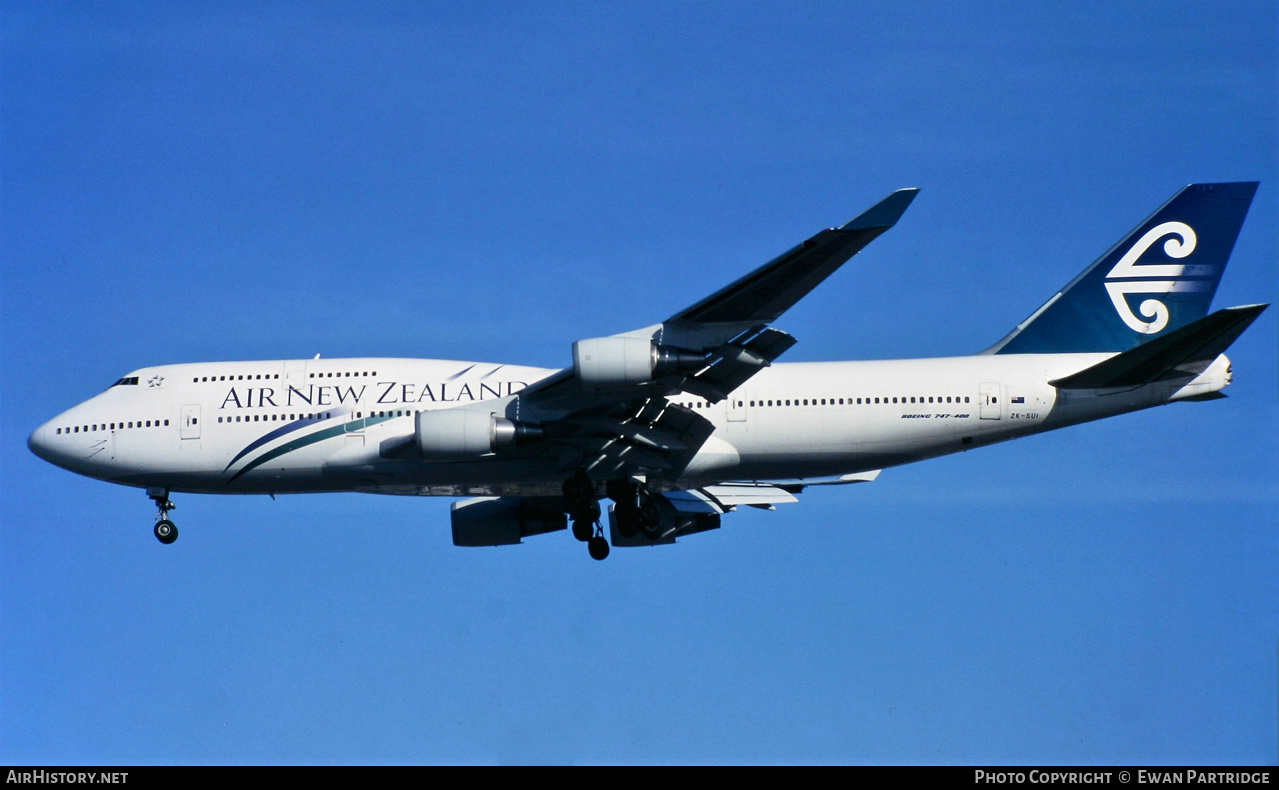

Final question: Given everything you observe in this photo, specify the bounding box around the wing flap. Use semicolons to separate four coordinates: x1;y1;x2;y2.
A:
554;400;717;480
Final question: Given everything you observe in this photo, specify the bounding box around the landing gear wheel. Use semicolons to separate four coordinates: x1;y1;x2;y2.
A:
640;499;660;526
588;536;611;561
572;518;594;542
154;519;178;544
638;495;662;539
614;505;640;538
572;498;601;523
148;488;178;544
562;472;594;503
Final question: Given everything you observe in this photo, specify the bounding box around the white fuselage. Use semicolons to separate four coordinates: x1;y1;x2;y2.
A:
28;352;1231;498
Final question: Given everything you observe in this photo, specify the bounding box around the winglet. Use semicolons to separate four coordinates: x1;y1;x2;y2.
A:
839;188;919;230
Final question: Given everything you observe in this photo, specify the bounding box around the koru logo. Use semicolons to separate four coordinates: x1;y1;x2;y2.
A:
1103;221;1209;334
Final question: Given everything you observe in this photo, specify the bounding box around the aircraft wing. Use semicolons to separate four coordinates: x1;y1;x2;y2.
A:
499;188;918;483
520;188;918;407
667;187;920;327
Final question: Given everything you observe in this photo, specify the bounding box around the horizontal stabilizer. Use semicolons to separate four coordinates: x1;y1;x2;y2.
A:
1049;304;1267;389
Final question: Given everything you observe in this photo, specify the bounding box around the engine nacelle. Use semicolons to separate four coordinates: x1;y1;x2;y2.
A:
607;497;721;547
451;497;567;546
415;409;542;459
573;336;704;391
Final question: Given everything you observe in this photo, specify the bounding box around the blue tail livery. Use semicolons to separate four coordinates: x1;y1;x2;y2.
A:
986;182;1258;354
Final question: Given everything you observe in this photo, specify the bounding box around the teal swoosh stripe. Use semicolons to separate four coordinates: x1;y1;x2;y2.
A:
226;414;399;484
224;414;336;472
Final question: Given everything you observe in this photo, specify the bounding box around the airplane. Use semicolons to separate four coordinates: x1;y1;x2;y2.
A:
28;182;1266;561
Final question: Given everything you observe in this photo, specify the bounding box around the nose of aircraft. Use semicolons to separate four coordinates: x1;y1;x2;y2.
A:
28;422;58;464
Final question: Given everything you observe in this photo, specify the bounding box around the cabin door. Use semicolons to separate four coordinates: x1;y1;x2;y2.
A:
979;382;1002;420
180;405;202;439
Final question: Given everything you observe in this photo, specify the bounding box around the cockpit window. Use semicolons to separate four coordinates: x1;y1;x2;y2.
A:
111;377;140;387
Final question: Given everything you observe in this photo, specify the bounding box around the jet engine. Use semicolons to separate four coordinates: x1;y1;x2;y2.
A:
573;336;705;391
415;409;542;459
451;497;567;546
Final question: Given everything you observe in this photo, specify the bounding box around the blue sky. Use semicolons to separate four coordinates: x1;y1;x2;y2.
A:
1;2;1275;765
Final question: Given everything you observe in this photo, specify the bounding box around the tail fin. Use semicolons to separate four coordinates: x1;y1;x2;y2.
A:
986;182;1258;354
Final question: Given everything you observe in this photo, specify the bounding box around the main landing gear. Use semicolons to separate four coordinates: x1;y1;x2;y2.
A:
561;472;667;559
608;479;662;540
148;487;178;544
563;470;609;561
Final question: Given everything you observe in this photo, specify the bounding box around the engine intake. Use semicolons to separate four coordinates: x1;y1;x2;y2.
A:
415;409;543;459
573;336;704;391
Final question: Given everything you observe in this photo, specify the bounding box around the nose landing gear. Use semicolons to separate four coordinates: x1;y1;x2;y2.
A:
148;487;178;545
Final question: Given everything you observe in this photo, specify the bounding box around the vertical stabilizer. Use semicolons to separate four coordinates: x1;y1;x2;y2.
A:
987;182;1257;354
